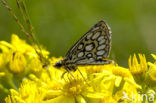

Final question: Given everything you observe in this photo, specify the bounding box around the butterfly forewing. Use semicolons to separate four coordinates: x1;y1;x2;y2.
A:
65;20;111;64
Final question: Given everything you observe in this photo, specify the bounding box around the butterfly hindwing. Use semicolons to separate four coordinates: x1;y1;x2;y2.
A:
65;20;112;64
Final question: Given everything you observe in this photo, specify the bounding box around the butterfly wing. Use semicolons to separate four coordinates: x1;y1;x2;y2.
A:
65;20;112;64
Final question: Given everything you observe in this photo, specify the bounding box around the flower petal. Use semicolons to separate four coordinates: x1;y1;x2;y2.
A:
44;95;75;103
76;95;86;103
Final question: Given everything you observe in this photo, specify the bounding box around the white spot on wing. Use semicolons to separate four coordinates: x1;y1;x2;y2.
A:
87;53;92;57
85;44;94;51
78;44;83;49
98;36;104;41
97;56;103;59
96;50;105;55
99;39;105;45
97;45;106;50
86;33;93;40
89;58;94;61
92;32;100;40
77;52;84;57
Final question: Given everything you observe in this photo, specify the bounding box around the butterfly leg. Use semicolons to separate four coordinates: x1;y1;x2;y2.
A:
61;71;67;81
61;71;73;82
65;67;75;79
77;68;85;80
77;68;90;85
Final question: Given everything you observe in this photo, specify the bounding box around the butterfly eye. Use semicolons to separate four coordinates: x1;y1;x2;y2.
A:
54;61;62;68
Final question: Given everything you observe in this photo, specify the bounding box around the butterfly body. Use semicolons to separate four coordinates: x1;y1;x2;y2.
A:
54;20;112;71
54;58;77;71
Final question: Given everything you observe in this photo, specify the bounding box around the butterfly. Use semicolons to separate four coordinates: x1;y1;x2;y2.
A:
54;20;112;73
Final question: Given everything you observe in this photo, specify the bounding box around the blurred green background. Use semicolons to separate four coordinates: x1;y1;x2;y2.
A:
0;0;156;67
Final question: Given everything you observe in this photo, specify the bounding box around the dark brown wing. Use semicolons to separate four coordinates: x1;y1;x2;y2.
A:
65;20;112;63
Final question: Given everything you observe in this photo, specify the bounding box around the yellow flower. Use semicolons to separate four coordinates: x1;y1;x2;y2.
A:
148;68;156;84
44;78;107;103
151;54;156;61
113;66;141;88
89;64;142;103
99;93;116;103
5;65;108;103
129;54;147;75
148;54;156;69
0;53;6;69
27;57;43;73
5;56;141;103
5;79;44;103
2;34;155;103
11;34;35;55
9;51;27;73
0;34;50;102
0;42;11;69
147;54;156;86
42;66;110;103
0;72;5;77
0;34;50;73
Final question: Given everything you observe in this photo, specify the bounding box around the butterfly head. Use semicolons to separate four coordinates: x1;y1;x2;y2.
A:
54;60;63;68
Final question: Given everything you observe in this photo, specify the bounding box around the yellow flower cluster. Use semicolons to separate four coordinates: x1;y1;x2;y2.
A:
0;34;156;103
